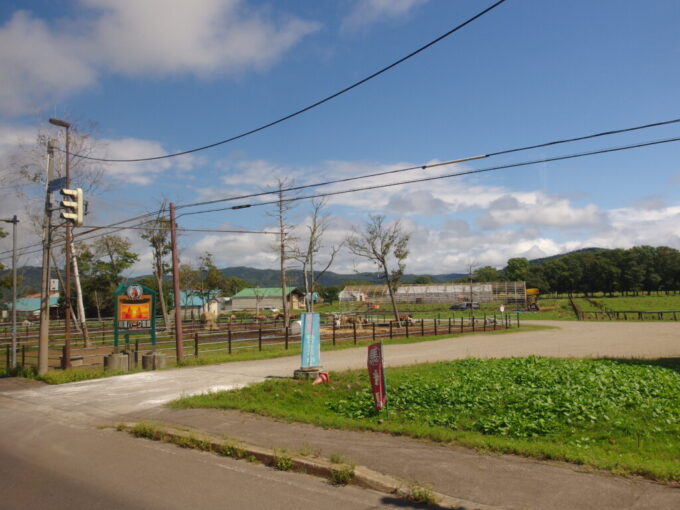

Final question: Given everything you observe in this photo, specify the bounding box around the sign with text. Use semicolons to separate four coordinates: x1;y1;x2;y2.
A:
300;313;321;369
113;282;156;350
116;295;152;329
367;343;387;412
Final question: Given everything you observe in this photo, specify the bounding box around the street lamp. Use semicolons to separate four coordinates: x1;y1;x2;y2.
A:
1;216;18;369
48;117;73;369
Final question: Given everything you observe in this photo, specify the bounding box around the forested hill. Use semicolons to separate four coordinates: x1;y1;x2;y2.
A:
529;248;604;266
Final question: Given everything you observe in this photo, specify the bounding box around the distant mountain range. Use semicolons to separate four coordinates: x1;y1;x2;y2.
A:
1;248;605;298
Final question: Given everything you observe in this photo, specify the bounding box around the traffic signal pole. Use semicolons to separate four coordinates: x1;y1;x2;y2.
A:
63;125;72;369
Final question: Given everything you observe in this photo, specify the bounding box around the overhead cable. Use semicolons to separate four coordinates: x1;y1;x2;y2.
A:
58;0;508;163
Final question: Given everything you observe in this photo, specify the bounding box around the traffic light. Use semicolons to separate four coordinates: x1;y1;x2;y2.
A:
60;188;84;227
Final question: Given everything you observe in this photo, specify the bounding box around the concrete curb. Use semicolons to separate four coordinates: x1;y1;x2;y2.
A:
118;421;504;510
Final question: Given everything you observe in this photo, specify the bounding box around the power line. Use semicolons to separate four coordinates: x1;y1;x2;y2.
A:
3;116;680;260
59;0;508;163
175;117;680;212
176;135;680;217
3;134;679;262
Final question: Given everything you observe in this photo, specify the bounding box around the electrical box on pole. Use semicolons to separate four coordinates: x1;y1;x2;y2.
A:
59;188;84;226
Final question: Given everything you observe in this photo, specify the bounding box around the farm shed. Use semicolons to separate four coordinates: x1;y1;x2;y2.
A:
2;292;60;319
230;287;304;311
177;289;221;319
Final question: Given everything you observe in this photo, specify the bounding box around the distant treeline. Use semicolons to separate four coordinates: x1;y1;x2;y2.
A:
473;246;680;295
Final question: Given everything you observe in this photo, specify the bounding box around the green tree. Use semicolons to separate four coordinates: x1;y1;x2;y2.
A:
318;285;342;305
474;266;501;282
504;258;530;282
141;210;172;329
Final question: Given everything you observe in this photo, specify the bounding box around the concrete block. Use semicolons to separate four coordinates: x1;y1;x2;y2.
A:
142;352;167;370
104;353;129;372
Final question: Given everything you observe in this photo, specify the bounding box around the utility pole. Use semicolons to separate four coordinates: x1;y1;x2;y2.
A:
38;140;55;375
468;263;477;304
169;203;183;361
1;215;19;369
49;117;72;369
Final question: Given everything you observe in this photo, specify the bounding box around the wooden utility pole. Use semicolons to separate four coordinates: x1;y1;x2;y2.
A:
169;203;183;361
38;141;55;375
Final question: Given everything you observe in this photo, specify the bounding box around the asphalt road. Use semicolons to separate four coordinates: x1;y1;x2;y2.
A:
0;403;423;510
0;321;677;509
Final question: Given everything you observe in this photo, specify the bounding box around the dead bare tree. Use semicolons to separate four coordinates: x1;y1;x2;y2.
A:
268;178;297;326
346;214;410;326
292;199;342;312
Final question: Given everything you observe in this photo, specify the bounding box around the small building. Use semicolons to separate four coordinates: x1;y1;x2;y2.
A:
178;289;221;319
230;287;304;311
2;292;60;320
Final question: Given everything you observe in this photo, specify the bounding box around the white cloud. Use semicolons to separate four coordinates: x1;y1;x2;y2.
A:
0;1;320;115
0;11;96;116
342;0;428;32
476;195;607;230
90;136;202;185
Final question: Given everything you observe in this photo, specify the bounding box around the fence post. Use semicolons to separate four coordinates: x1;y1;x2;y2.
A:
194;332;199;358
285;326;289;350
460;316;464;333
228;324;232;354
448;317;451;334
472;316;475;332
389;321;393;339
5;344;9;369
258;323;262;351
332;322;336;346
21;344;26;367
483;314;486;332
353;322;357;344
405;320;409;338
372;322;376;342
493;314;496;331
434;318;437;336
420;319;424;337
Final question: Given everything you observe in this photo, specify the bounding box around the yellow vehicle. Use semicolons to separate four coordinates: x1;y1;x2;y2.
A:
526;288;540;311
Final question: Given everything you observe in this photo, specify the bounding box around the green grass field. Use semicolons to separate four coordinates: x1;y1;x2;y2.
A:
591;295;680;312
172;356;680;483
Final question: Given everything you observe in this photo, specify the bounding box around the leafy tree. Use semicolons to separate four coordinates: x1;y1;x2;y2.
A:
347;214;410;325
504;258;529;282
318;285;342;305
141;209;172;329
414;275;433;284
197;252;225;305
222;276;250;296
473;266;501;282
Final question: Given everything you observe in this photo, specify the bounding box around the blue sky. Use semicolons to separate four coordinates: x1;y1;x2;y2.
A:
1;0;679;277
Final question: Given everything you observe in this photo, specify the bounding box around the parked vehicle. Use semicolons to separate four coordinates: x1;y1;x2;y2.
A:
449;302;480;310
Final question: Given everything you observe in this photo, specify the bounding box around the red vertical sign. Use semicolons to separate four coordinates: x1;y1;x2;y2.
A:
367;343;386;411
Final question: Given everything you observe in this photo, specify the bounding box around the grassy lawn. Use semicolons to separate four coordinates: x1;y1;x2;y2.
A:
171;356;680;483
592;295;680;312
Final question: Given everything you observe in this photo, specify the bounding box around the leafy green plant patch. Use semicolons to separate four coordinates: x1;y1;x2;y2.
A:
172;356;680;482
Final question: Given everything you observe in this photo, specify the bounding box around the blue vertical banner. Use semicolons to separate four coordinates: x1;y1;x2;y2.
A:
300;313;321;369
